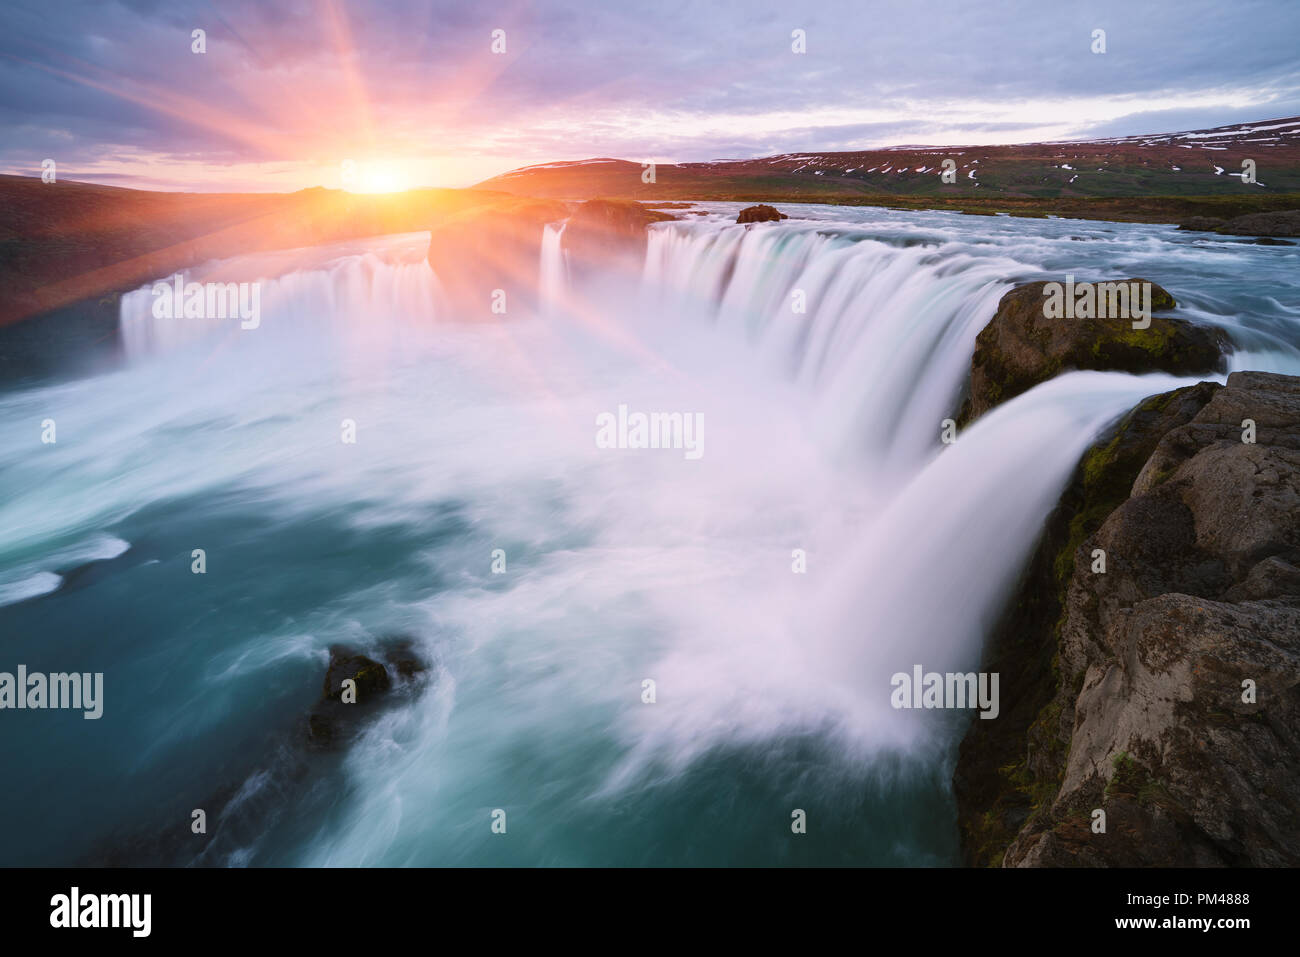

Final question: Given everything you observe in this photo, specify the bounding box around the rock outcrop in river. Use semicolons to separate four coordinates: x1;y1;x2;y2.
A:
960;278;1228;424
308;639;429;749
736;204;788;223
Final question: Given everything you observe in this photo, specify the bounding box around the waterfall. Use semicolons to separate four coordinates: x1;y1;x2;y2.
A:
118;234;438;359
7;204;1278;864
639;221;1021;479
539;222;569;314
104;215;1097;761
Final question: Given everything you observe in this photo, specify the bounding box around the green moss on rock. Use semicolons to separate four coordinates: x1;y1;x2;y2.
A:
961;278;1227;425
953;380;1222;866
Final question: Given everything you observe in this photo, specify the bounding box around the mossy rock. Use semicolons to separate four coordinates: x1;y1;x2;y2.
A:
1054;380;1220;588
953;380;1220;866
961;278;1227;425
307;640;428;749
320;648;392;701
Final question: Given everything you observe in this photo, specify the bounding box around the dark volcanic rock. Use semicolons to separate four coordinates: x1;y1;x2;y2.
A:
1177;216;1227;232
383;636;428;680
736;204;788;224
92;634;432;864
958;372;1300;867
321;649;392;700
1214;209;1300;238
307;639;428;749
961;278;1228;424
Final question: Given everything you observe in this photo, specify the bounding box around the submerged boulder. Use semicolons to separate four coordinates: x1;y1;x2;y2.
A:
321;649;391;700
736;204;788;224
93;636;432;863
307;639;428;749
961;278;1228;424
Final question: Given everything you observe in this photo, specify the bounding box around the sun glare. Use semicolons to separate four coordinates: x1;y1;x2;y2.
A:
348;161;412;193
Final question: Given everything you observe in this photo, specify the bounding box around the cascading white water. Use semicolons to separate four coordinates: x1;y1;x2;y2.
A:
539;222;569;314
6;203;1296;865
640;221;1022;481
117;233;439;359
102;213;1283;762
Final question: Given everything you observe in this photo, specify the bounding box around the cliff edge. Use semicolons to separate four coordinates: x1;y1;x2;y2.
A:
954;280;1300;867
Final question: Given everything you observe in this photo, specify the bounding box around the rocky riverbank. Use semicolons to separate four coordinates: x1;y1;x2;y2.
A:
1178;208;1300;239
954;279;1300;867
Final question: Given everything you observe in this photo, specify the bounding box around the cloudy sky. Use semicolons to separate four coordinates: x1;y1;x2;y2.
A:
1;0;1298;191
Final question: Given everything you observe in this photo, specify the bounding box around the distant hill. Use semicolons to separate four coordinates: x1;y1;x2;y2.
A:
477;117;1300;202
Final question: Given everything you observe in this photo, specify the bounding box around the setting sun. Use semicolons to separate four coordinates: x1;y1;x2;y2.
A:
347;160;413;193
